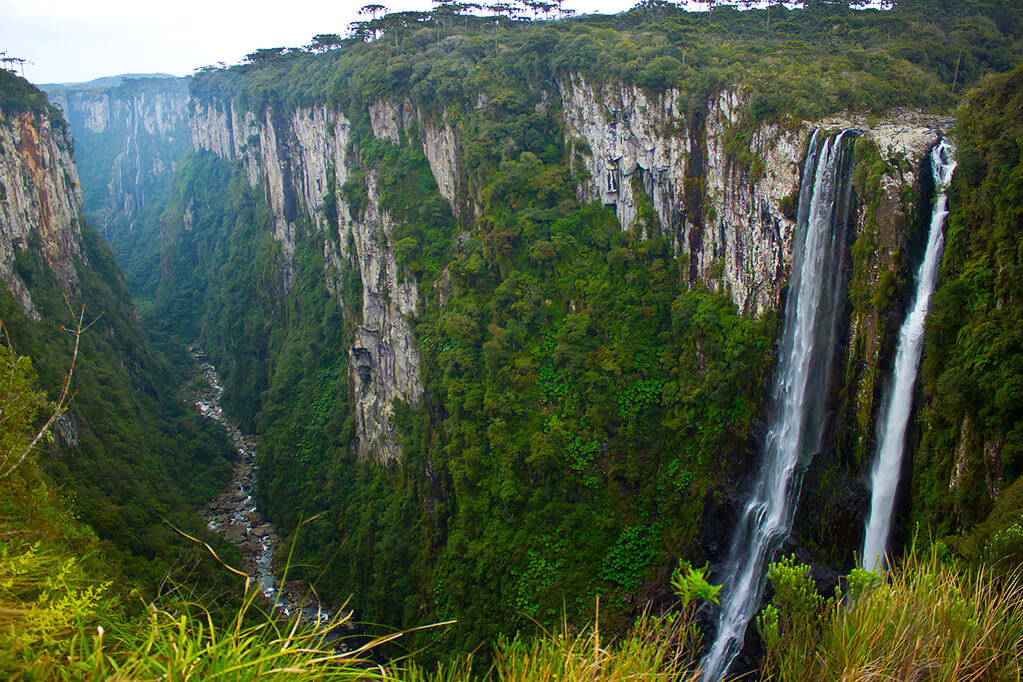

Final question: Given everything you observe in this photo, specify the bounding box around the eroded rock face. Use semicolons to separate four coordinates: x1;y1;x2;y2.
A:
188;76;944;466
0;110;85;317
420;118;459;214
559;76;801;316
191;99;423;463
559;76;945;318
46;78;190;235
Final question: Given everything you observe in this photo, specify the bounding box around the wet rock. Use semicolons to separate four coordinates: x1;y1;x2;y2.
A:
224;525;247;544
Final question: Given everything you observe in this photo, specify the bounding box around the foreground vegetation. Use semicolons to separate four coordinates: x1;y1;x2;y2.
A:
4;454;1020;680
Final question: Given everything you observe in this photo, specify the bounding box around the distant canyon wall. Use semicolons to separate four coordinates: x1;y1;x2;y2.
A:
46;77;190;237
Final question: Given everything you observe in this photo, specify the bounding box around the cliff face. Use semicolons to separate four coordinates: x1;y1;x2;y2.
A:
45;77;190;238
187;78;943;468
0;108;84;317
190;100;423;462
559;76;944;319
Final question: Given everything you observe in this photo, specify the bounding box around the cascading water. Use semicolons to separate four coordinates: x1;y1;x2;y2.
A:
862;140;956;572
702;130;856;681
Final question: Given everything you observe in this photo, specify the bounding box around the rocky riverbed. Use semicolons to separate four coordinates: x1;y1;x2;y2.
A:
189;346;331;623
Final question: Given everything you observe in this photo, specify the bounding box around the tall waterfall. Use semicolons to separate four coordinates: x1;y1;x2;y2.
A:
702;130;856;681
862;140;956;572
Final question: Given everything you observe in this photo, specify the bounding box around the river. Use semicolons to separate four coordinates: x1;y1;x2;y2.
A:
189;346;331;624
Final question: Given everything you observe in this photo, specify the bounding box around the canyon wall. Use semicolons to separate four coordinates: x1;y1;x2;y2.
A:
0;106;84;317
187;80;946;469
190;100;423;463
45;77;190;238
559;76;944;319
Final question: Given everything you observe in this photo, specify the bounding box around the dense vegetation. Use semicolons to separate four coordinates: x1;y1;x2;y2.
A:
6;0;1023;678
0;68;62;124
144;131;774;658
0;77;239;600
191;0;1022;130
917;63;1023;559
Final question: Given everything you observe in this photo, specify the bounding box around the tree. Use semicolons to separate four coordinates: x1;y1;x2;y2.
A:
348;20;374;42
359;3;387;20
306;33;343;52
243;47;287;66
431;1;465;29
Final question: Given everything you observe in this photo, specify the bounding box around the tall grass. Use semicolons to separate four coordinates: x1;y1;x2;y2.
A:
65;586;400;681
762;549;1023;681
493;606;704;682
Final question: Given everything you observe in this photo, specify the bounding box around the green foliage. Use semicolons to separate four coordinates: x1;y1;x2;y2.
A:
601;524;663;593
0;225;237;594
984;518;1023;568
69;594;387;680
493;608;703;682
0;334;52;477
669;560;721;610
916;64;1023;534
757;555;834;681
133;0;1023;665
189;1;1022;134
150;116;773;661
760;548;1023;681
0;70;57;120
845;567;883;602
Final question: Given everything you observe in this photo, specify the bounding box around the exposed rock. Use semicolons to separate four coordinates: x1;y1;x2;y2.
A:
187;76;942;469
559;75;802;315
559;76;944;318
0;109;85;317
347;173;423;462
419;117;460;214
191;100;423;463
369;99;411;145
46;78;190;236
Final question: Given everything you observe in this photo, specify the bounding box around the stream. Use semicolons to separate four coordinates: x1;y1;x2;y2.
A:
189;346;332;624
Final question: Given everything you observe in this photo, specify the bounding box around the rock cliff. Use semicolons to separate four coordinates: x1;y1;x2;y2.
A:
0;107;84;317
559;75;945;319
190;99;423;462
186;76;946;467
45;77;190;238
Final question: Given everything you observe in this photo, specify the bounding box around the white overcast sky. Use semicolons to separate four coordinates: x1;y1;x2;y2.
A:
1;0;661;85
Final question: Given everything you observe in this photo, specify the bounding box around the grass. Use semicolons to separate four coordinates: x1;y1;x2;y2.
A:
761;548;1023;681
492;605;704;682
66;593;393;681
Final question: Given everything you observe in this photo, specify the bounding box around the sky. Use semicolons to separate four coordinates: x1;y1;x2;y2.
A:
0;0;647;85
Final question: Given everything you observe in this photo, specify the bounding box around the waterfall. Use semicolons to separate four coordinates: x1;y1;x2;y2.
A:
862;140;956;572
702;130;856;681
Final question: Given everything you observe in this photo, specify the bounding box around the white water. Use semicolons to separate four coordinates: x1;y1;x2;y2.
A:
862;140;956;572
703;130;855;681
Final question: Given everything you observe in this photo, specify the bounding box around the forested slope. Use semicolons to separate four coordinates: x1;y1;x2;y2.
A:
0;70;236;592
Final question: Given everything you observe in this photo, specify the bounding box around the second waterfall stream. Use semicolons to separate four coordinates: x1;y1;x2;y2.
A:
862;140;957;571
702;130;856;681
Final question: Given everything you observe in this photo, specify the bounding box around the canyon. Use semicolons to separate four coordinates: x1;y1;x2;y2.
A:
8;8;1022;675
